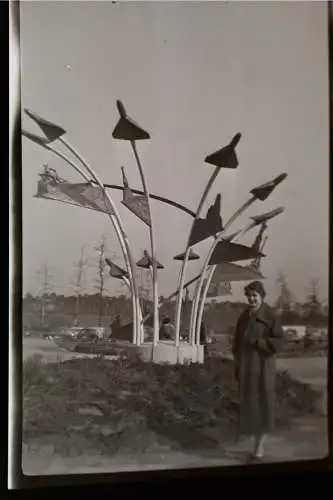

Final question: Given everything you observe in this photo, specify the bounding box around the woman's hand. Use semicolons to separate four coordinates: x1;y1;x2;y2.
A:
255;338;274;355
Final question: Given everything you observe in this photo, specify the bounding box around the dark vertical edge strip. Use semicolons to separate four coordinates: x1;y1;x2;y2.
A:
9;0;23;489
327;0;332;462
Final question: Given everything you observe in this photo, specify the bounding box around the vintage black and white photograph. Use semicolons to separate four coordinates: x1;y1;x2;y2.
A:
17;0;328;477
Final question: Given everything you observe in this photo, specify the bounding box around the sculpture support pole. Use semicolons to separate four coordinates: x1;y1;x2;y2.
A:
29;144;144;342
174;166;221;347
25;136;140;343
195;221;256;345
130;140;159;347
43;144;91;182
190;196;256;345
194;221;256;346
141;273;201;324
58;137;141;346
121;277;144;344
27;133;199;344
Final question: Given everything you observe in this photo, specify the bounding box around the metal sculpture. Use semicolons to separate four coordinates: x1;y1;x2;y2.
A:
112;100;160;347
104;182;196;218
173;249;200;261
105;257;144;344
248;235;268;272
137;250;164;270
206;280;233;298
22;133;196;217
193;206;285;345
191;175;287;346
121;167;151;226
22;110;142;345
22;102;288;361
208;261;266;283
188;194;223;247
174;133;242;346
35;169;115;214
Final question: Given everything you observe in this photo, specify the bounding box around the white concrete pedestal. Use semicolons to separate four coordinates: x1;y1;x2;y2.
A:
135;341;204;365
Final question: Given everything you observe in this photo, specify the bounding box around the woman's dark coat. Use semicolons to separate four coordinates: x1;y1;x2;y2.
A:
232;303;284;435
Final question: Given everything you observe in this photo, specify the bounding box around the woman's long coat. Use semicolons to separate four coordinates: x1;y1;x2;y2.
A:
232;303;284;435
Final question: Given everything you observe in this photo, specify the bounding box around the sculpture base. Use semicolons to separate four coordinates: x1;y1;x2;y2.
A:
136;341;204;365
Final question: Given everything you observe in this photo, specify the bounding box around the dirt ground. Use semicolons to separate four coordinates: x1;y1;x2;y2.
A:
22;414;328;475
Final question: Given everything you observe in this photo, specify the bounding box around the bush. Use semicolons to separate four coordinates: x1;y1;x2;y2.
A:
23;356;321;455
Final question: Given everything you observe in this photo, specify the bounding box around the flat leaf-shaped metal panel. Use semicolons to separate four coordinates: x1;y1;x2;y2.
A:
204;133;241;169
207;281;233;297
122;186;151;226
189;195;223;246
35;180;82;208
81;185;114;213
112;117;150;141
210;262;265;284
251;223;268;252
24;109;66;142
250;173;287;201
107;261;129;279
35;179;115;214
173;249;200;261
205;148;238;169
209;240;265;265
136;251;164;269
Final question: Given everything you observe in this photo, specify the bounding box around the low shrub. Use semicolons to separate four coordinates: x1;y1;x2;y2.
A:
23;356;321;455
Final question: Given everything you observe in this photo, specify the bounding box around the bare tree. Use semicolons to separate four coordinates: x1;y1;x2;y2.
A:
136;264;152;316
71;246;90;325
304;278;321;318
35;262;54;326
275;272;294;313
91;234;121;326
93;236;108;326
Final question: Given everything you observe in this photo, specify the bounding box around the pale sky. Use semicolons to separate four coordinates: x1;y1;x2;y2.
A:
20;1;329;305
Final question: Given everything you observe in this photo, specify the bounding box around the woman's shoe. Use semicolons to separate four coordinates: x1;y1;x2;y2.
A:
252;447;264;459
253;434;268;459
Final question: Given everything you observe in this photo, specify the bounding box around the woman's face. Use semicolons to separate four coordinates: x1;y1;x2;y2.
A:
246;291;263;310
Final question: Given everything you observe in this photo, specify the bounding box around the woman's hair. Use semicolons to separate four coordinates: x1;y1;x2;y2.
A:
244;280;266;299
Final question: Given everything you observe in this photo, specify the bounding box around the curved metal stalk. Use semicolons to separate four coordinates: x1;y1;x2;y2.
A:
121;276;144;345
141;273;201;324
190;196;256;344
130;140;159;347
23;133;142;343
194;221;256;346
103;184;196;218
43;145;91;182
195;220;257;344
58;136;141;345
22;131;91;182
174;166;221;347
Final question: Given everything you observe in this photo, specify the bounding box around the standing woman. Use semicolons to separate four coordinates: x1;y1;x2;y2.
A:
232;281;284;459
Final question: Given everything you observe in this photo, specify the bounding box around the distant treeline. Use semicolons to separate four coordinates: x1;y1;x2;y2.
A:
23;293;328;332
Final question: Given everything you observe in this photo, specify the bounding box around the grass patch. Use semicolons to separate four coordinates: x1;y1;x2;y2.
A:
23;354;322;456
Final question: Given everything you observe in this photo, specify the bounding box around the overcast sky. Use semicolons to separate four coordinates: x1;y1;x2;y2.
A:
20;1;329;305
